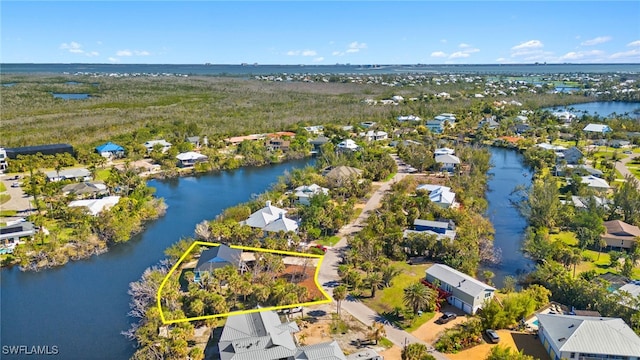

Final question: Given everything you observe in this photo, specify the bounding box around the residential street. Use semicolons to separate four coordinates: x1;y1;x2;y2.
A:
317;158;450;360
615;152;640;189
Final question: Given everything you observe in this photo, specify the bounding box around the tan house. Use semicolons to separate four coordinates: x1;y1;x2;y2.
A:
602;220;640;249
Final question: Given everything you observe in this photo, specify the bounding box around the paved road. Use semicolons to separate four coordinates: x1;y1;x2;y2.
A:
318;158;449;360
0;173;34;217
615;152;640;188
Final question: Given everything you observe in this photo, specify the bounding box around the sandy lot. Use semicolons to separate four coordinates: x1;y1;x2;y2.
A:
447;331;550;360
411;306;469;344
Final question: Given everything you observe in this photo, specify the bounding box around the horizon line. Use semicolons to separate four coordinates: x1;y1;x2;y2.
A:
2;62;640;66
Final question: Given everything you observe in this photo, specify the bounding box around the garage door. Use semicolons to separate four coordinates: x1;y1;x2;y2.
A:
462;303;472;314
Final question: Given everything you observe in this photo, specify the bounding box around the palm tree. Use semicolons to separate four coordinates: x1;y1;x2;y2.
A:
381;265;401;288
403;283;436;314
333;285;347;318
368;322;386;345
366;272;384;298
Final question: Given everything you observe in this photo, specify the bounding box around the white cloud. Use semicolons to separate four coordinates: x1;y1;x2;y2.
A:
313;57;324;62
496;57;508;62
610;49;640;60
346;41;367;53
431;51;447;58
116;50;133;57
627;40;640;47
511;40;543;50
60;41;84;53
108;57;119;63
134;50;150;56
559;50;605;61
449;51;470;59
458;43;470;48
287;49;317;57
116;49;150;57
332;51;342;56
581;36;611;46
86;51;100;57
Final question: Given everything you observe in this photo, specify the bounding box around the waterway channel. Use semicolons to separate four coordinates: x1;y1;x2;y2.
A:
0;158;311;360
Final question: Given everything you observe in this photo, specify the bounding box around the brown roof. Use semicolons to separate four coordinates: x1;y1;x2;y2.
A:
603;220;640;237
324;166;363;180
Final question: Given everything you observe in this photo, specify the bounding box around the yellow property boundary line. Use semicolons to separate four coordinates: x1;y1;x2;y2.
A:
157;241;332;324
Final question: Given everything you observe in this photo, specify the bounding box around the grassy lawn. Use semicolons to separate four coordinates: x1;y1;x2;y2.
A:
361;261;435;331
0;193;10;205
0;182;6;192
316;236;341;247
0;210;18;217
95;169;111;181
383;172;397;182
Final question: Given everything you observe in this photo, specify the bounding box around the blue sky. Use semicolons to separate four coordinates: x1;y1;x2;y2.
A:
2;1;639;64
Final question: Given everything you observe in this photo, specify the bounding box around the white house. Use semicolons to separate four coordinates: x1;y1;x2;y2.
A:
416;184;456;208
294;184;329;205
434;148;455;156
68;196;121;216
176;152;208;167
360;130;388;142
336;139;359;152
45;168;92;182
537;313;640;360
581;175;610;190
243;201;298;233
144;139;172;153
397;115;422;122
435;154;461;172
425;264;495;314
583;123;612;134
552;111;577;123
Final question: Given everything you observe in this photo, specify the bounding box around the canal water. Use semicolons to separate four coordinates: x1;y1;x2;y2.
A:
545;101;640;119
0;159;311;360
481;147;536;287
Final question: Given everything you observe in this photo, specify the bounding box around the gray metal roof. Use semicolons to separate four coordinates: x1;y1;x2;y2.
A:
414;219;450;229
426;264;495;298
537;313;640;357
295;340;347;360
196;244;242;273
219;311;300;360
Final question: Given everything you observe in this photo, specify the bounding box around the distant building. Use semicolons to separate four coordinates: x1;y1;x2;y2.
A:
601;220;640;249
176;152;208;167
68;196;121;216
583;123;612;134
5;143;74;159
45;168;92;182
95;142;125;158
359;130;388;142
144;140;172;153
336;139;359;152
294;184;329;206
0;147;8;170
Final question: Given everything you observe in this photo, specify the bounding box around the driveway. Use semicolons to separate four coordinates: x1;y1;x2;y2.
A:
0;173;34;216
615;152;640;188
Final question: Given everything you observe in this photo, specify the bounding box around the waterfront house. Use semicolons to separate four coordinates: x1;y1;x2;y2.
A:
434;147;455;156
95;142;125;158
601;220;640;249
536;313;640;360
68;196;121;216
583;123;612;134
0;147;7;170
426;120;446;134
308;136;330;154
62;181;108;198
416;184;456;209
243;201;298;233
218;310;347;360
176;152;208;167
404;218;456;242
266;137;290;152
435;154;461;172
294;184;329;205
425;263;495;314
323;166;363;186
144;139;172;153
0;221;36;248
552;111;576;123
194;244;244;283
561;146;583;165
45;168;92;182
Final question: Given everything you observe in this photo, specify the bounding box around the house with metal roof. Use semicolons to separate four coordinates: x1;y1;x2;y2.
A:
243;201;298;233
144;139;172;153
95;142;125;158
425;263;495;314
434;154;461;172
416;184;456;209
62;181;108;198
294;184;329;206
583;123;612;134
195;244;244;283
580;175;610;190
537;313;640;360
0;221;36;248
176;151;208;167
45;168;92;182
336;139;359;152
218;311;346;360
68;196;121;216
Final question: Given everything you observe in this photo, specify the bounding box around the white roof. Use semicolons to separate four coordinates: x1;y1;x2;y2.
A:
176;152;208;161
581;175;610;189
397;115;421;122
435;154;461;165
537;313;640;357
45;168;91;180
537;143;567;151
416;184;456;205
144;139;172;147
426;264;495;298
337;139;358;150
244;201;287;229
583;123;611;133
294;184;329;199
68;196;121;216
264;216;299;233
434;147;455;156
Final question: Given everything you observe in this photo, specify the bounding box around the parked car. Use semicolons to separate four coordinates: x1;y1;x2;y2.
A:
485;329;500;343
279;306;303;314
436;312;457;324
11;182;19;188
313;244;328;253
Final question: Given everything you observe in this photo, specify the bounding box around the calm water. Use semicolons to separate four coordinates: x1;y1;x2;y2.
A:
52;93;91;100
545;101;640;119
481;147;536;287
0;159;311;360
2;63;639;76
